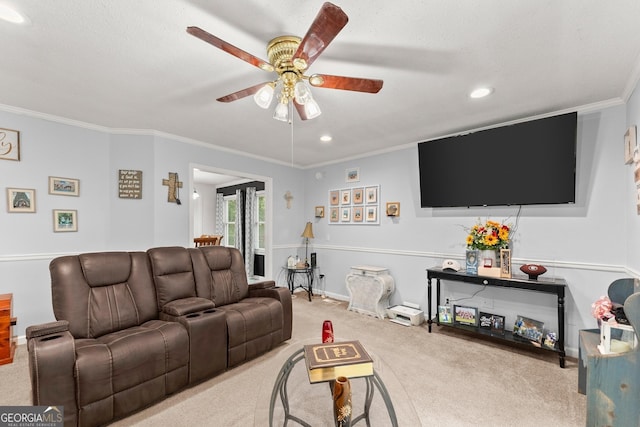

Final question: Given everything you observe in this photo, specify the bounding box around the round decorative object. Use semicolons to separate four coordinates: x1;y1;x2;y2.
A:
520;264;547;280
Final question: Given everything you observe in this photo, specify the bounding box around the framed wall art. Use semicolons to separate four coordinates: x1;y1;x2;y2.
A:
0;128;20;161
118;169;142;199
625;125;637;164
7;188;35;213
315;206;325;218
345;167;360;183
352;187;364;204
53;209;78;232
353;206;363;222
328;184;380;225
49;176;80;196
386;202;400;216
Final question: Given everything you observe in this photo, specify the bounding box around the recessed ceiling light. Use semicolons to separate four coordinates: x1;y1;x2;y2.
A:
0;4;26;24
320;135;332;142
469;87;493;99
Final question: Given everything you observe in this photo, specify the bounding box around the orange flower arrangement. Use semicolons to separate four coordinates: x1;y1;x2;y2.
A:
466;219;511;250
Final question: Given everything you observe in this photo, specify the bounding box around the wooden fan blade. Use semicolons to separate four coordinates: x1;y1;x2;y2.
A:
292;3;348;71
217;82;271;103
308;74;383;93
187;26;274;72
294;100;309;121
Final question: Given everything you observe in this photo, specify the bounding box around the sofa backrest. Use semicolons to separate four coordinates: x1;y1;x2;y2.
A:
147;246;198;310
190;246;249;306
49;252;158;339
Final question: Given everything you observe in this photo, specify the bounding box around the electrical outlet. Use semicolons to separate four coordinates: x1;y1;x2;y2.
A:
445;298;450;305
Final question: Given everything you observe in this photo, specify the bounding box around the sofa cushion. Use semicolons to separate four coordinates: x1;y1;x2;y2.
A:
148;247;198;309
190;246;249;305
50;252;158;339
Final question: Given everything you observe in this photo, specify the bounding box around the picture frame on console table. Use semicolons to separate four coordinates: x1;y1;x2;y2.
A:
438;305;453;323
513;315;544;344
466;250;478;275
500;249;511;278
454;305;478;327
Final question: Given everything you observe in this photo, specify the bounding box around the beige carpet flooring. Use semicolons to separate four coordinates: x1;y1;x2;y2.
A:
0;293;586;426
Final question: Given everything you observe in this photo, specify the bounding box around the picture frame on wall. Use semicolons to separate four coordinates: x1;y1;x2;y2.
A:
352;187;364;204
329;190;339;206
625;125;637;164
365;186;378;204
353;206;363;222
341;207;350;222
49;176;80;196
366;206;377;222
330;207;339;222
341;189;351;205
345;167;360;183
0;127;20;161
315;206;325;218
386;202;400;216
53;209;78;232
7;188;36;213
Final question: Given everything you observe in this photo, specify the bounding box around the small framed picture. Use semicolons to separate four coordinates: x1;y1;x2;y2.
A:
49;176;80;196
315;206;325;218
0;128;20;161
352;206;363;222
454;305;478;327
341;189;351;205
345;167;360;183
500;249;511;278
365;206;377;222
352;188;364;204
491;314;505;335
365;186;378;204
438;305;453;324
53;209;78;232
466;250;479;275
329;190;339;206
341;207;350;222
625;126;637;164
7;188;35;213
543;331;558;349
386;202;400;216
330;207;339;222
513;315;544;344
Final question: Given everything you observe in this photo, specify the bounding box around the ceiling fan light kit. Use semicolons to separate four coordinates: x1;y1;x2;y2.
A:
187;2;383;123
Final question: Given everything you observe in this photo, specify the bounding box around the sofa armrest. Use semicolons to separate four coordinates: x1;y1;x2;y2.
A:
248;286;293;341
27;321;78;425
248;280;277;290
161;297;215;317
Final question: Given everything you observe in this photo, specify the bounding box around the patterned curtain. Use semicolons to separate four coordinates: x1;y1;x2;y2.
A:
244;187;257;276
235;189;243;255
215;192;224;238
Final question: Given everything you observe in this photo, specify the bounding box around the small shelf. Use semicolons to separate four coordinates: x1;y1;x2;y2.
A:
433;319;561;354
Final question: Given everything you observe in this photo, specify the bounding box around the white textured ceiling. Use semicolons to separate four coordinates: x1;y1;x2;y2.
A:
2;0;640;168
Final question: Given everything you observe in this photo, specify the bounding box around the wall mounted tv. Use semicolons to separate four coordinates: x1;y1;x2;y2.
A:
418;112;577;208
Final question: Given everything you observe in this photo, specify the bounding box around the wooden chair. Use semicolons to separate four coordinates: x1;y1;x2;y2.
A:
194;235;223;247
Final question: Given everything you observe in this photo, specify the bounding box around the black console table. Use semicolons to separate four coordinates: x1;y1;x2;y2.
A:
427;267;567;368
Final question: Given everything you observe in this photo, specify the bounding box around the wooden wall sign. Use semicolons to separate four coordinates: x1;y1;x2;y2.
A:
119;170;143;199
162;172;183;203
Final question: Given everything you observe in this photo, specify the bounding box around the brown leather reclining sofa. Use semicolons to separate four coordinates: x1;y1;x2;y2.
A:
26;246;292;427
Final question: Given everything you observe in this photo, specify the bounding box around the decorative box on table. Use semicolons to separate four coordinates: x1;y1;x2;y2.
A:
345;266;395;319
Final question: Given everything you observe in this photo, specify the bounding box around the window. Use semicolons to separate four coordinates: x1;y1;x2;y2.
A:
256;191;266;251
223;195;236;247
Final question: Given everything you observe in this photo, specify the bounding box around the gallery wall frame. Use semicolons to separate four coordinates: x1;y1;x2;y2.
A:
49;176;80;196
625;125;637;164
328;184;380;225
53;209;78;232
7;188;35;213
0;128;20;161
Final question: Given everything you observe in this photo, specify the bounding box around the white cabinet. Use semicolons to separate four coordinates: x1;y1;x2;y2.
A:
345;266;395;319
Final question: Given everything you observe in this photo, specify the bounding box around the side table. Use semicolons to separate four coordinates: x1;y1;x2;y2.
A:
346;266;395;319
287;267;314;302
0;293;17;365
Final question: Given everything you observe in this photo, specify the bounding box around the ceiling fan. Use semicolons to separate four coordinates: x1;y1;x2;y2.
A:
187;2;383;122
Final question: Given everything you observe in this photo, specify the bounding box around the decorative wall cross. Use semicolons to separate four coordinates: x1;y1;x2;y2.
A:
284;190;293;209
162;172;183;203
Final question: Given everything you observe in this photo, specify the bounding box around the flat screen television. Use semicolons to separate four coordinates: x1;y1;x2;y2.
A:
418;112;577;208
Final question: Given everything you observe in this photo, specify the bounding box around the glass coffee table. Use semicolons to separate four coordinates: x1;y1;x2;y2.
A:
254;339;420;426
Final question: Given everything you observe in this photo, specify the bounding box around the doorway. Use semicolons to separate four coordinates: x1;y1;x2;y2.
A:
190;164;273;279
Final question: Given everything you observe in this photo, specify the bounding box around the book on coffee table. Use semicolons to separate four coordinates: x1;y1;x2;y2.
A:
303;340;374;383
